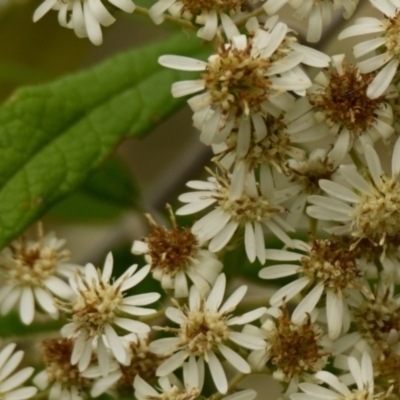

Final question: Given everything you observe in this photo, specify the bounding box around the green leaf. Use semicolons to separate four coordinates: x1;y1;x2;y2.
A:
0;33;208;248
48;157;139;222
0;311;62;338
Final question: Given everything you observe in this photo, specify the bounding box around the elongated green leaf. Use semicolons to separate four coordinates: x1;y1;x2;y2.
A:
0;33;207;248
48;156;139;222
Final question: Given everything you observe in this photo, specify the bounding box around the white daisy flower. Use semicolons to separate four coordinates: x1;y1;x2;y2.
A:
59;252;160;376
352;283;400;352
0;224;77;325
149;274;267;394
131;208;222;298
33;0;135;45
260;237;368;340
33;338;90;400
245;307;331;391
0;343;38;400
176;166;298;264
339;0;400;99
307;54;397;152
149;0;259;41
291;352;391;400
307;137;400;248
159;16;330;147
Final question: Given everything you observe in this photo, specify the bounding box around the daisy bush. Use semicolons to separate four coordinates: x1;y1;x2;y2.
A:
5;0;400;399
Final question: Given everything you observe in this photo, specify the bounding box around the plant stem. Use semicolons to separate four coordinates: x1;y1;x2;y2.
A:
349;148;363;171
235;6;266;27
211;373;246;400
133;6;197;31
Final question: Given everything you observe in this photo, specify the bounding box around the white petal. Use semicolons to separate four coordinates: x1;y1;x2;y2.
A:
158;55;207;71
292;283;324;324
19;287;34;325
206;274;226;311
270;277;310;307
207;351;228;394
228;332;266;350
102;252;114;282
4;387;38;400
156;350;188;376
33;0;58;21
104;324;128;364
218;344;250;373
367;59;399;99
259;265;299;279
114;317;150;334
219;285;247;314
326;291;343;340
120;265;151;291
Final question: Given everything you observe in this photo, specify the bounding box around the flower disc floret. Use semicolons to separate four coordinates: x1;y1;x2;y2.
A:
309;66;386;135
71;273;124;336
181;0;249;16
0;224;77;325
262;308;329;381
132;208;223;298
60;253;160;376
217;181;286;225
301;239;362;293
179;301;230;355
351;176;400;243
149;274;266;394
203;45;272;116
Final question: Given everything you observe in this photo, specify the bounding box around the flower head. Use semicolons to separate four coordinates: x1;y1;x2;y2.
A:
0;224;77;325
33;338;90;400
246;306;331;385
291;352;391;400
149;274;266;394
177;166;297;263
308;54;396;151
60;253;160;376
131;206;222;298
307;138;400;248
260;237;368;339
159;17;329;146
339;0;400;99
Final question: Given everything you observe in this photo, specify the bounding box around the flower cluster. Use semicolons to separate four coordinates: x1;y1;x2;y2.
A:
9;0;400;399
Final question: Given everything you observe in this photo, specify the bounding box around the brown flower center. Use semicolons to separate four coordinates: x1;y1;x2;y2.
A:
309;66;385;134
181;0;250;16
42;338;90;389
203;41;272;116
147;226;198;275
268;309;328;380
301;238;362;292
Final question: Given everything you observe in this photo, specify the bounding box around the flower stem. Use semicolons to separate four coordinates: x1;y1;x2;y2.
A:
349;148;364;171
235;6;266;27
133;6;197;31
